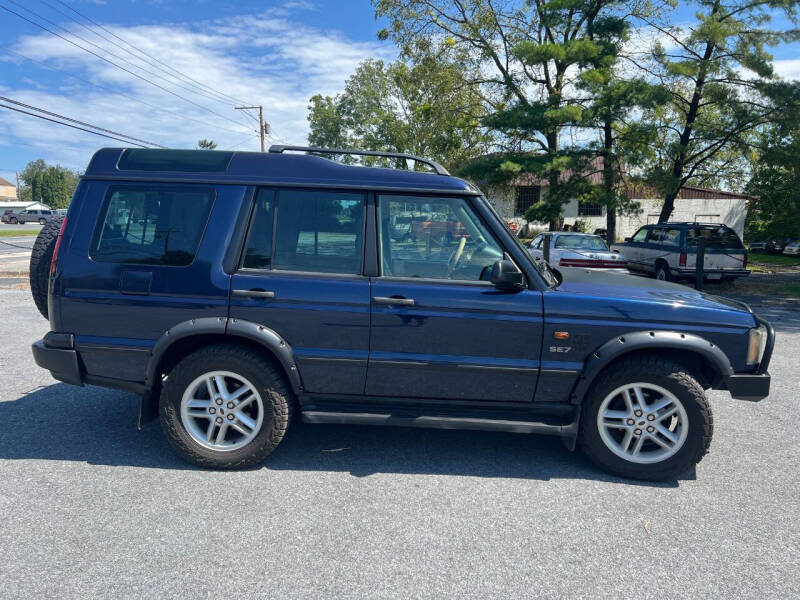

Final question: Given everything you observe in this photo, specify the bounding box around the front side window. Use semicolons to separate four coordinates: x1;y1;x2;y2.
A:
91;185;214;266
631;227;649;243
378;195;503;281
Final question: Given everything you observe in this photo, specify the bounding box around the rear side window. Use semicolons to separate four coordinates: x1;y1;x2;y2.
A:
686;225;743;249
91;185;214;266
241;189;365;274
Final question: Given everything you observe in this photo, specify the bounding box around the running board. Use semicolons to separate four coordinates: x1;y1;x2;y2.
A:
300;410;580;449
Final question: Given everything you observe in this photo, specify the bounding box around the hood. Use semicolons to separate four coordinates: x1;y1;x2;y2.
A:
549;267;756;328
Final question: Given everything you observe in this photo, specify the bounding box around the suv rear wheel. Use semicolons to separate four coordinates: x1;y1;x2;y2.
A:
655;261;671;281
160;344;292;469
579;356;713;480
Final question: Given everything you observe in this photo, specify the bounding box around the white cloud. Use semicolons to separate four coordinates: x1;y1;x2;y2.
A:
0;9;394;169
774;58;800;80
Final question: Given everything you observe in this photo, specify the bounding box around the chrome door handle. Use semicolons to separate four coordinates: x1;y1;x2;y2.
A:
373;296;415;306
232;289;275;299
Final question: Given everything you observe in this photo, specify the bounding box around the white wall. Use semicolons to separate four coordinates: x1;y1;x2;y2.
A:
485;185;746;241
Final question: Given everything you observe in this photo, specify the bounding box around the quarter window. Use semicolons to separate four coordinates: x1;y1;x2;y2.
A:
91;185;214;266
378;195;504;281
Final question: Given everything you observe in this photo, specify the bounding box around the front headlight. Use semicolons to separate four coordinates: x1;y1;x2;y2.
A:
746;326;767;366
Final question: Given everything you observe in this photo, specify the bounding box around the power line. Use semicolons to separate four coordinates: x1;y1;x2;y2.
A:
7;0;252;130
0;102;154;147
34;0;256;115
47;0;256;108
5;48;255;137
0;95;166;147
0;3;253;133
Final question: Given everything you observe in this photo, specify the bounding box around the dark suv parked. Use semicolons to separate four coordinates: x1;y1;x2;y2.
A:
31;147;773;480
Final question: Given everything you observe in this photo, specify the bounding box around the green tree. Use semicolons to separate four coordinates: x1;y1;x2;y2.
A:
307;56;492;171
18;159;80;209
631;0;800;222
197;139;218;149
746;118;800;240
375;0;639;230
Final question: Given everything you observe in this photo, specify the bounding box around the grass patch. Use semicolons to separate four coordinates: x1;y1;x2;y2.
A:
781;283;800;298
0;229;37;238
748;252;800;266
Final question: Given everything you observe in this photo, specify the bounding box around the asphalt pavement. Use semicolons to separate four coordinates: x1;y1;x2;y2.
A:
0;288;798;599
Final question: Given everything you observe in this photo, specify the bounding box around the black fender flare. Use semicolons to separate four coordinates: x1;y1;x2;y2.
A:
568;330;734;404
144;316;303;394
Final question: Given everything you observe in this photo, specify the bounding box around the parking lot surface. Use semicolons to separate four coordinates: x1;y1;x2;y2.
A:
0;288;798;599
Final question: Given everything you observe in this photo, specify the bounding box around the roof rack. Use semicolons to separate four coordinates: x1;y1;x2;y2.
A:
268;145;450;176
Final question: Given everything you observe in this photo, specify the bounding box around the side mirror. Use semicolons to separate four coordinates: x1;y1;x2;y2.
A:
491;259;525;290
624;237;632;242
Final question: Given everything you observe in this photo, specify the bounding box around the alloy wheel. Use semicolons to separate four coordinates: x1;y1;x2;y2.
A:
596;382;688;464
180;370;265;451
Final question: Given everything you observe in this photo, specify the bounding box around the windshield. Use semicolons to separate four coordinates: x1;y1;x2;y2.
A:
481;197;558;287
554;234;608;250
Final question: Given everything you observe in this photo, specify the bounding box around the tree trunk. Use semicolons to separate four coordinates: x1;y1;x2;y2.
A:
546;131;561;231
602;119;616;243
659;1;720;223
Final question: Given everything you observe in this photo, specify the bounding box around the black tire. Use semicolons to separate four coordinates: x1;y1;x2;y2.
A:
10;217;18;224
654;261;671;281
159;343;293;469
29;216;64;320
578;356;713;481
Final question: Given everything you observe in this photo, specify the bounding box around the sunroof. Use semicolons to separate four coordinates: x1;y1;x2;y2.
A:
118;149;233;172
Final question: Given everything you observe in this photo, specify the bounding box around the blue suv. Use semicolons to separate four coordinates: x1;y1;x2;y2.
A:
30;147;773;480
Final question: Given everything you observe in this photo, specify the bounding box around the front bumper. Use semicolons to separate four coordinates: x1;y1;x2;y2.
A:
726;373;771;401
32;336;83;387
724;315;774;401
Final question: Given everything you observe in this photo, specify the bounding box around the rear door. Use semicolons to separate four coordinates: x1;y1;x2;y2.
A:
229;188;370;396
366;193;543;402
57;181;235;383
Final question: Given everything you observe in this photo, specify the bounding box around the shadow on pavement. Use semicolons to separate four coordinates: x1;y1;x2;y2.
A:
0;382;687;486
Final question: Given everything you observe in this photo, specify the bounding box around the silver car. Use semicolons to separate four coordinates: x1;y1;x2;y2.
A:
784;240;800;256
527;233;629;271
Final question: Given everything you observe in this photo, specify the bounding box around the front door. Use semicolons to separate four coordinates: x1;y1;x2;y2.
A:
229;188;370;396
366;194;543;402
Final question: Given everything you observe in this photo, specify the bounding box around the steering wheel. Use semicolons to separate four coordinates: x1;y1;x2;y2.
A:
447;236;467;276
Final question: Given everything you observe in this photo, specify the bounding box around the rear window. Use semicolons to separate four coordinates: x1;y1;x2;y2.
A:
91;185;214;266
686;225;743;249
554;234;608;250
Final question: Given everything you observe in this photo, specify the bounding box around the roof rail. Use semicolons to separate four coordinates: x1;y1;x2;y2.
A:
268;144;450;176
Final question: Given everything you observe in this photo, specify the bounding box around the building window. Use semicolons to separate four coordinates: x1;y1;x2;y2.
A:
515;186;540;217
578;201;603;217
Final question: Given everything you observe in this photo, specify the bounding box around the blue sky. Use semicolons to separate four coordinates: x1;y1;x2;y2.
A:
0;0;798;187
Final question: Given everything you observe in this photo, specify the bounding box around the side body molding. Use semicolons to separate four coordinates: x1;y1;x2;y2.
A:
144;317;303;394
568;330;735;404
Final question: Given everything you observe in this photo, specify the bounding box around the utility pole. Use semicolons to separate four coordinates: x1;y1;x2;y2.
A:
235;105;267;152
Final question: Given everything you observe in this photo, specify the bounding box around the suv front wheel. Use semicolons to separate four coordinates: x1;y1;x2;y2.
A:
160;344;292;469
579;356;713;480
